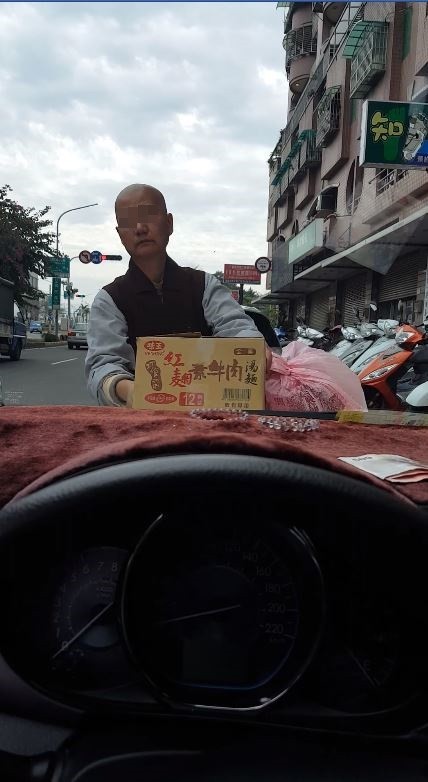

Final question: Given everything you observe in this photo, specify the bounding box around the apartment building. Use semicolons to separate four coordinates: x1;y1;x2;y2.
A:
262;1;428;330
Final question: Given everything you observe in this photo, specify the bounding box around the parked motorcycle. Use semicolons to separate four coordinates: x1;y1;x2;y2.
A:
406;380;428;411
349;320;399;375
358;321;428;410
295;319;330;349
330;322;385;368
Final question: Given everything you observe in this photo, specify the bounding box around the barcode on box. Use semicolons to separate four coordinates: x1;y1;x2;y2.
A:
222;388;251;402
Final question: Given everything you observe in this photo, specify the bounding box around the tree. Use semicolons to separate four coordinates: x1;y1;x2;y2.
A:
0;184;57;306
242;287;260;307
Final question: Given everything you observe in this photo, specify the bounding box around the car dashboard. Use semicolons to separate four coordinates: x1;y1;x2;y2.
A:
0;497;426;740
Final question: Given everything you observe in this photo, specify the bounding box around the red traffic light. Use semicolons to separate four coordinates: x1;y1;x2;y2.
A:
101;255;122;261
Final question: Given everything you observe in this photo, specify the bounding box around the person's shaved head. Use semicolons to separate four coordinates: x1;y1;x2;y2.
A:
115;183;173;266
115;184;167;216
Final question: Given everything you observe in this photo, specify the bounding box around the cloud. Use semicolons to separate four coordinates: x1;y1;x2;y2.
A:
0;1;287;304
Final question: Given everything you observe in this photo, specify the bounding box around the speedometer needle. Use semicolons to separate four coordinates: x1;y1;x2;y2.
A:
158;604;241;625
52;601;115;660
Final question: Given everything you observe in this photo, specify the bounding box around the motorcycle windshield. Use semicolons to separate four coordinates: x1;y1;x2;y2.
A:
350;337;397;373
329;340;358;358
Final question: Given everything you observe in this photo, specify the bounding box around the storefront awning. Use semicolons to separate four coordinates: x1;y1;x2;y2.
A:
264;205;428;303
295;204;428;285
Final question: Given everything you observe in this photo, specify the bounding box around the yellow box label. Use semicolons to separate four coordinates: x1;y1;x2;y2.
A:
133;336;265;411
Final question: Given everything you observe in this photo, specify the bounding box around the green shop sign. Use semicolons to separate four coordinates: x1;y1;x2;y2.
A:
289;219;324;266
360;100;428;169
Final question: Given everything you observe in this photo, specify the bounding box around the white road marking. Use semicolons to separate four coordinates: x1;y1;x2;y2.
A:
51;358;79;365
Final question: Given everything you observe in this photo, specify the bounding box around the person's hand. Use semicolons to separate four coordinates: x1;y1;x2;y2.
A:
265;346;272;373
116;378;134;407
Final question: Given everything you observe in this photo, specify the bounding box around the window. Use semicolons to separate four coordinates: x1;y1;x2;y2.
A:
346;160;364;214
316;86;341;147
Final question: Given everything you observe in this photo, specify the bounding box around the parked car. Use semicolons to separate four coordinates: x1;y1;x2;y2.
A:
29;321;42;334
67;322;88;349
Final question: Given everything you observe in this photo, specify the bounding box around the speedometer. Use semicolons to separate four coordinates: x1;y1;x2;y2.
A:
122;515;324;710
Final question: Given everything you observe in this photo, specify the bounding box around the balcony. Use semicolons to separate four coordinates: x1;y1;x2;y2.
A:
283;24;317;93
323;2;343;25
348;21;388;99
375;168;409;196
271;130;321;195
269;179;288;208
298;129;322;169
315;86;341;147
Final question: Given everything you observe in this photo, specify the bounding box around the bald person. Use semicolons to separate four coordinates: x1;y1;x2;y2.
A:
86;184;268;406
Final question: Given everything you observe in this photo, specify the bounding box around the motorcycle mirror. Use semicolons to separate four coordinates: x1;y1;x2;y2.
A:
370;302;378;312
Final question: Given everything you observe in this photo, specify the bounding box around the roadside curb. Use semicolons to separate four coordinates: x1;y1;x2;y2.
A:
24;342;63;349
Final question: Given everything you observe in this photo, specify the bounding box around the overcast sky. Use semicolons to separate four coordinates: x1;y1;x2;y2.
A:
0;1;287;308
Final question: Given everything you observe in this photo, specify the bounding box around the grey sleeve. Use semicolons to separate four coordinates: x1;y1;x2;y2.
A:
202;274;262;338
85;289;135;405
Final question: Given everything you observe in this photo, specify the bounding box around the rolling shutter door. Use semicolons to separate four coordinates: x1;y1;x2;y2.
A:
309;288;330;330
342;272;367;325
378;256;425;302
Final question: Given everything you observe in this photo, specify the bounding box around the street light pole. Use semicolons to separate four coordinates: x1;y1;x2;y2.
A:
64;256;79;326
55;203;98;336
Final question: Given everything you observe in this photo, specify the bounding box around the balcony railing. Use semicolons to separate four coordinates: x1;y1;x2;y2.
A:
269;179;288;208
277;2;364;152
350;21;388;99
284;24;317;71
375;168;408;196
315;86;341;147
298;129;322;169
272;130;321;190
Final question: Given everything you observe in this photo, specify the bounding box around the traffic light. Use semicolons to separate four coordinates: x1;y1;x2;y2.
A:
101;255;122;261
76;294;86;298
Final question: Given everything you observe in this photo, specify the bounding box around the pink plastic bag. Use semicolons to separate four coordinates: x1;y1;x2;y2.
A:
265;342;367;412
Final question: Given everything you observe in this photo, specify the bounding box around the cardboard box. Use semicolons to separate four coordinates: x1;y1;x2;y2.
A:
133;336;265;411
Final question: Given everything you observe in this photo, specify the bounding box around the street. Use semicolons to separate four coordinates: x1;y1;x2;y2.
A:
0;345;96;406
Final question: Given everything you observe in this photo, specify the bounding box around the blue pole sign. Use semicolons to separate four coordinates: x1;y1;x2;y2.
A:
91;250;102;264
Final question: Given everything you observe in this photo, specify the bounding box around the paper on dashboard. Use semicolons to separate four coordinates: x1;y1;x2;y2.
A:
338;454;428;483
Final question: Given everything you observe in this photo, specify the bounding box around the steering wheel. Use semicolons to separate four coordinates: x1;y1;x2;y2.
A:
1;453;425;537
0;454;427;782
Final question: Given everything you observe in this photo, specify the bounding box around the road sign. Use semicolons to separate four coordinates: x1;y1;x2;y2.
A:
255;256;271;274
91;250;102;264
223;264;261;285
79;250;91;265
51;277;61;309
45;257;70;277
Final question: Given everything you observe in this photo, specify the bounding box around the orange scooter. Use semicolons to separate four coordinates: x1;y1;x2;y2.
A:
358;322;428;410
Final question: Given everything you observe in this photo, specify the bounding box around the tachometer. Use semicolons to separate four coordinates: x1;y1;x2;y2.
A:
122;516;324;710
45;546;133;690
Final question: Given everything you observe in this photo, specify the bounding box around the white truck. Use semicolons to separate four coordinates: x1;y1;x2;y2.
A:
0;277;27;361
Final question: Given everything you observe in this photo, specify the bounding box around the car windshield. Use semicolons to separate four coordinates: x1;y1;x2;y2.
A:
0;1;427;412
